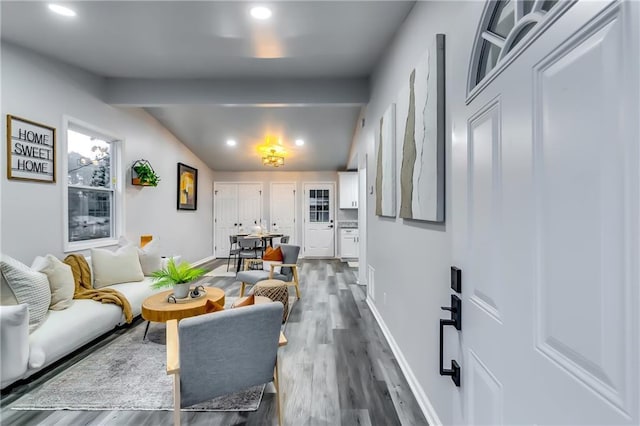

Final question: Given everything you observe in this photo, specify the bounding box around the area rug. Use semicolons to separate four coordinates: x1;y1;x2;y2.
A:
12;322;264;411
204;264;237;278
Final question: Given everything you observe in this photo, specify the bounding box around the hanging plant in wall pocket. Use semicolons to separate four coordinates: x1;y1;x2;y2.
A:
131;159;160;186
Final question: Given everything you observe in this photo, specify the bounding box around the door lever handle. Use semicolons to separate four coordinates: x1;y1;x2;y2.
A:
439;294;462;387
440;295;461;330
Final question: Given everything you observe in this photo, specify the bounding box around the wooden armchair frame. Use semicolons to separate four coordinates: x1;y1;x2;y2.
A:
240;259;301;299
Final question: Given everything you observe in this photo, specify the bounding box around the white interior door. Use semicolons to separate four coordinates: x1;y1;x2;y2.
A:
453;1;639;425
303;182;335;257
214;183;238;259
270;182;296;245
237;183;262;234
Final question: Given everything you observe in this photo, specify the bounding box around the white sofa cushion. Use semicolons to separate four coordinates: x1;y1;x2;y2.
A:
0;254;50;332
0;304;29;387
28;299;122;371
91;245;144;288
105;277;162;320
32;255;75;310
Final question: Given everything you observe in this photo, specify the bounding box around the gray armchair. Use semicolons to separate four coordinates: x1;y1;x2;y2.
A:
166;302;286;426
236;244;301;299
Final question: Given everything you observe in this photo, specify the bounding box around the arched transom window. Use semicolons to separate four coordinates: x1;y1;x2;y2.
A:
468;0;565;97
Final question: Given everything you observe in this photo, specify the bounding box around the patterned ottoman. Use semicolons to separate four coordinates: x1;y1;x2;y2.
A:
254;279;289;323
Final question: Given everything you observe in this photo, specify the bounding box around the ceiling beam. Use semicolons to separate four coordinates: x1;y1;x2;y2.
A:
104;77;369;106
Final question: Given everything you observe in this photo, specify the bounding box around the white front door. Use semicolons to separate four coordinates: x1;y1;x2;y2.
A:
270;182;296;245
303;182;335;257
453;1;639;425
237;183;262;233
214;183;238;259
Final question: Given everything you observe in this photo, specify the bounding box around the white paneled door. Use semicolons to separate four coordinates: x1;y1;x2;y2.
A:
452;1;639;425
270;182;296;245
214;182;262;258
303;183;335;257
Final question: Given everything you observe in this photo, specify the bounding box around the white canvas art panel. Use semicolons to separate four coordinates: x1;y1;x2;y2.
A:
375;103;396;217
399;34;445;222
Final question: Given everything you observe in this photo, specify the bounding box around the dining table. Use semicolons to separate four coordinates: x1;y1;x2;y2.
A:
234;232;284;272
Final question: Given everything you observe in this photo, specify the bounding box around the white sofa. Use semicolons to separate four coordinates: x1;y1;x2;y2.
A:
1;268;165;389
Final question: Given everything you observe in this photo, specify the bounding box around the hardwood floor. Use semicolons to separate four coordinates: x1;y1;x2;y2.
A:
1;259;428;426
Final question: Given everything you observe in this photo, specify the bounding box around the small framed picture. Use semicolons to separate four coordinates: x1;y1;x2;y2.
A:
177;162;197;210
6;115;56;183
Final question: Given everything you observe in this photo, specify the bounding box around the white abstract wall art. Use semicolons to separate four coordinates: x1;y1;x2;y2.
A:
375;103;396;217
398;34;445;222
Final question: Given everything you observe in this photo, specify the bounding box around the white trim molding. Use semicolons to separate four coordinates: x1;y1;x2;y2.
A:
366;297;443;426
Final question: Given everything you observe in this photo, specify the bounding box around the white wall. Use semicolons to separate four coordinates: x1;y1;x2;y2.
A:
1;42;214;264
211;170;351;253
351;2;483;424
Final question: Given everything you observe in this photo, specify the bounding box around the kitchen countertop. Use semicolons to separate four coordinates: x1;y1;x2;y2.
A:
337;221;358;229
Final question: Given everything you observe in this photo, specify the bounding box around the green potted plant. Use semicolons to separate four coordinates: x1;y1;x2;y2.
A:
151;258;206;299
132;160;161;186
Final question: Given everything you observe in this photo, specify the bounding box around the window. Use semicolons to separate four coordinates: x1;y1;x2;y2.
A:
468;0;565;97
309;189;330;223
64;119;121;251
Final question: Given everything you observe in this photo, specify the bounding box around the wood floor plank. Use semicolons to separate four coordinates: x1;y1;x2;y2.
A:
1;258;428;426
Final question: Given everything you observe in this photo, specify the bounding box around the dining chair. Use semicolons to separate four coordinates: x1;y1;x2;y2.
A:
166;303;286;426
279;236;290;244
236;237;262;272
226;235;241;272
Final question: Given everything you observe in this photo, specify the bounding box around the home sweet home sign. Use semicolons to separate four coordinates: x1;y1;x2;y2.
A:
6;115;56;183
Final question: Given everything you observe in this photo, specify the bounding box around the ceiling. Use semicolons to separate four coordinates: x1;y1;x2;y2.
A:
1;1;415;171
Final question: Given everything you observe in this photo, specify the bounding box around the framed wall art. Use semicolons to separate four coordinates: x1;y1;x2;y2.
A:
177;162;197;210
6;115;56;183
375;103;396;217
398;34;445;222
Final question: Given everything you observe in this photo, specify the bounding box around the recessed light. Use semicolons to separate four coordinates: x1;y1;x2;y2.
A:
295;139;305;146
226;139;237;147
250;6;272;20
48;4;76;17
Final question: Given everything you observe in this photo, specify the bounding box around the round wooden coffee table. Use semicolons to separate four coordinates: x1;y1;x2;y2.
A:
141;286;225;339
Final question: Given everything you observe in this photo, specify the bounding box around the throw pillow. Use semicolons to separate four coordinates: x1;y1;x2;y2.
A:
232;293;256;308
204;299;225;313
262;246;283;274
32;255;75;310
0;254;51;332
91;245;144;288
63;254;92;291
137;238;162;276
1;272;18;305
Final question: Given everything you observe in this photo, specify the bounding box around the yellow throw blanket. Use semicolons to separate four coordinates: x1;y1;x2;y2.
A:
63;254;133;324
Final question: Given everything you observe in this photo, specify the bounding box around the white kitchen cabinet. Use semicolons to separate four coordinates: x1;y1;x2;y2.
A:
338;172;358;209
340;228;359;258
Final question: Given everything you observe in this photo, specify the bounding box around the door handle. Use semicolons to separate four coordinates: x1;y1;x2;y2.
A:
273;223;276;226
440;294;461;387
234;223;237;226
328;225;334;228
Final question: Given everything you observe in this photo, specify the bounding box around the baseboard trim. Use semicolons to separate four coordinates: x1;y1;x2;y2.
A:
192;255;216;267
366;297;442;426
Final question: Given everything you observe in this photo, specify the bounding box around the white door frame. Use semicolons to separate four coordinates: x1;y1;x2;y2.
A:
269;181;297;244
213;181;263;258
302;181;336;258
358;163;367;285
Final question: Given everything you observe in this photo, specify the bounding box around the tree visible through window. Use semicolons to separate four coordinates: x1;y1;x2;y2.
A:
66;126;117;244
